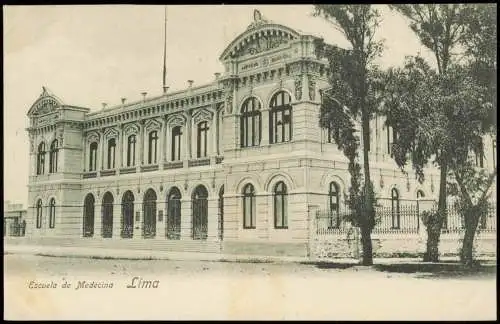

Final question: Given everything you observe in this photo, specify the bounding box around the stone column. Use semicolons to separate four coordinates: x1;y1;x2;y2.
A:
95;202;103;238
112;199;121;239
211;106;217;157
82;135;87;172
133;199;143;240
180;198;192;240
160;116;168;167
97;130;104;173
207;196;218;241
261;108;270;146
187;114;192;159
156;201;165;239
139;120;145;166
117;124;123;169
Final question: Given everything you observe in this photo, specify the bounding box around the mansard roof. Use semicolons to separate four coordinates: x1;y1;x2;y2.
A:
219;9;301;62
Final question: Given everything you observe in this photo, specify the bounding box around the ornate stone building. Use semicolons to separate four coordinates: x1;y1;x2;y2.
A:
25;11;496;257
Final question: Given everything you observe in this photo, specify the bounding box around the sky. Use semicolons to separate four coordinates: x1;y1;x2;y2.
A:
3;5;435;207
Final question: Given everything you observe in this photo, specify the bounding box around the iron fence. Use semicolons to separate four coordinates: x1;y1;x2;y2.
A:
315;199;497;235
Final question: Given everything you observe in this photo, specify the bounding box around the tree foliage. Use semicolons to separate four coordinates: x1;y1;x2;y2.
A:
313;5;385;265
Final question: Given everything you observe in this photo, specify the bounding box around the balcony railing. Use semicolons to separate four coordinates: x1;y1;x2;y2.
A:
120;166;136;174
100;169;116;177
188;158;210;167
82;172;97;179
164;161;184;170
140;164;159;172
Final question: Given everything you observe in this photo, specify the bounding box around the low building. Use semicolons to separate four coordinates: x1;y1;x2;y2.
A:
4;201;27;237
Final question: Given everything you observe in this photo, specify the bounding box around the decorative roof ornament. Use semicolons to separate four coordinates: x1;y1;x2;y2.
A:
247;9;271;30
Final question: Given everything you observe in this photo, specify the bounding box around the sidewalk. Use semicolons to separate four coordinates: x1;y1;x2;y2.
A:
4;243;495;264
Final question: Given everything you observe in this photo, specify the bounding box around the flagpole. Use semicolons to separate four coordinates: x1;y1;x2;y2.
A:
162;5;168;94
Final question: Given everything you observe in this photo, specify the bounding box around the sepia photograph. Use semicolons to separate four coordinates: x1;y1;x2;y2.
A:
3;4;497;320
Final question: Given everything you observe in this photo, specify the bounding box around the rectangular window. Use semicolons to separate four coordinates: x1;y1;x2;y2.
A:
172;127;182;161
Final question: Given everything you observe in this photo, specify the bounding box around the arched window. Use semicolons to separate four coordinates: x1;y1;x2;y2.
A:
102;192;114;238
274;181;288;229
83;193;95;237
121;190;134;238
37;143;46;175
387;125;397;156
240;97;262;148
416;190;425;199
171;126;182;161
329;182;340;229
49;140;58;173
269;91;292;144
143;189;157;238
49;198;56;229
89;142;98;171
148;131;158;164
197;121;209;158
242;184;256;229
167;187;182;240
107;138;116;169
36;199;43;229
391;188;400;229
192;185;208;240
327;127;340;144
127;135;136;167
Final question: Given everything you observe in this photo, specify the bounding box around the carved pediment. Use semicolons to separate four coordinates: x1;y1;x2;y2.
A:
28;86;64;116
193;109;213;124
168;114;186;127
104;127;119;139
144;118;162;132
86;131;100;144
124;123;139;136
219;11;299;61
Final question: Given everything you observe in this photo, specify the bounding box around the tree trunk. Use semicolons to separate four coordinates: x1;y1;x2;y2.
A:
423;161;447;262
360;225;373;266
461;211;480;267
424;224;441;262
360;105;374;266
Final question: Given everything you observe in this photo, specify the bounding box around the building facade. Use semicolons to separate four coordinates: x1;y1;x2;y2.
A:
4;201;27;237
25;11;496;257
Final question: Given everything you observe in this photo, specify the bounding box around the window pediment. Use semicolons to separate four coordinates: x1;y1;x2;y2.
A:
193;109;213;124
86;131;100;144
168;114;186;127
145;118;162;132
104;127;119;139
124;124;140;136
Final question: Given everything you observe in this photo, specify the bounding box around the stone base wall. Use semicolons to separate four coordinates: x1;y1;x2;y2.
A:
311;231;497;260
222;241;308;258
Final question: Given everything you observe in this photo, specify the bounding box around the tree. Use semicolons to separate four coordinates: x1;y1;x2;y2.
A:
386;4;496;263
388;4;476;262
313;5;385;266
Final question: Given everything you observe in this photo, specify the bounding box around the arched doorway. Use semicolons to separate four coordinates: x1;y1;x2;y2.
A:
192;185;208;240
143;189;157;238
218;186;224;241
166;187;182;240
121;190;134;238
83;194;95;237
102;192;114;238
